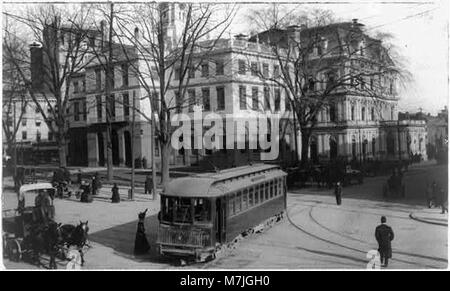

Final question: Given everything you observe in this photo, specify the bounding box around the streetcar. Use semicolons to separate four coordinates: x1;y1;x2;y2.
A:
157;164;287;262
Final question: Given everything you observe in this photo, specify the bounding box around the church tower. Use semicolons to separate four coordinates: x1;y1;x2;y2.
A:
160;2;187;49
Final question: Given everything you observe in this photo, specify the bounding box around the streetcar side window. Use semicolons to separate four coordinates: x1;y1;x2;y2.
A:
242;188;248;211
235;191;242;213
228;194;235;216
265;182;269;200
269;180;274;198
260;183;265;203
254;184;259;205
248;186;254;207
173;197;192;223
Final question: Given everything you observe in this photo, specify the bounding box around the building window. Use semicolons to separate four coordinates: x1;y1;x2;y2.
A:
36;130;41;142
188;89;196;112
121;63;129;87
175;91;181;113
201;63;209;77
74;102;80;121
202;88;210;111
251;62;258;76
188;66;195;78
83;101;87;120
174;68;180;80
371;107;375;121
389;81;393;94
22;119;27;126
274;88;281;111
123;93;130;117
238;60;246;75
264;87;270;111
95;69;102;90
330;104;336;122
96;95;102;120
48;131;53;141
108;94;116;118
22;131;27;140
239;86;246;110
252;87;259;110
263;63;269;78
351;105;355;121
361;107;366;121
285;90;291;111
273;65;280;78
35;106;40;113
216;87;225;111
216;60;224;76
74;81;79;93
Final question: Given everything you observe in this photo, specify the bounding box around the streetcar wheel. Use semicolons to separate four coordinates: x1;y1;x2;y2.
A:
6;239;22;262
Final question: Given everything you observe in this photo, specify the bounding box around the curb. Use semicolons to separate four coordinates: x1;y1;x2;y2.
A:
409;213;448;227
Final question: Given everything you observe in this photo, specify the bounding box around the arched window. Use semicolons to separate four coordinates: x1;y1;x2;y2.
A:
351;105;355;121
330;104;337;122
371;107;375;121
362;107;366;121
352;136;357;158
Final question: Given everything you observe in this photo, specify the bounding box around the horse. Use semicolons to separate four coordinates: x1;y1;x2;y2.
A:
25;221;62;269
60;221;89;266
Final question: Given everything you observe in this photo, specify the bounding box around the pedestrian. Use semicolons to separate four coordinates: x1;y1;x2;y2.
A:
77;170;82;185
111;183;121;203
80;182;93;203
375;216;394;268
134;209;150;255
144;174;153;195
334;181;342;205
425;181;434;208
438;187;448;214
91;174;98;196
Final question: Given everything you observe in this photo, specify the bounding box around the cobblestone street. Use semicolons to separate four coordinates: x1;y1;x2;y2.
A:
2;163;447;269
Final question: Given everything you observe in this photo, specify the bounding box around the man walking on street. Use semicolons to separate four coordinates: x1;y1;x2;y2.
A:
334;181;342;205
375;216;394;268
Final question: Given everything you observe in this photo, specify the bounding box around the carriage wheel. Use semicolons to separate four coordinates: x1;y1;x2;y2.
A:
6;239;22;262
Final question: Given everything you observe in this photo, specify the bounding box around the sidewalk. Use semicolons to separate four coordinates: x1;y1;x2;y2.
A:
409;208;448;226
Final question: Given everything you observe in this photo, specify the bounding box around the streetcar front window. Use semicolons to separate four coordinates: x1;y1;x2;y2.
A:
194;198;211;222
161;196;211;224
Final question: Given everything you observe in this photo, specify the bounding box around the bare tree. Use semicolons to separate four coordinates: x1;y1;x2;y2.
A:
111;2;236;187
246;6;408;165
3;4;93;167
2;32;29;169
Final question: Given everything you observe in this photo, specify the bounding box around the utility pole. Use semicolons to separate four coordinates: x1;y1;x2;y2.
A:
13;100;17;179
105;2;114;181
130;91;136;200
151;100;157;200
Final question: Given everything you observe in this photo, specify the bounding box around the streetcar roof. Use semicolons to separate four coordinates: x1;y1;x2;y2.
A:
19;183;55;194
164;164;286;198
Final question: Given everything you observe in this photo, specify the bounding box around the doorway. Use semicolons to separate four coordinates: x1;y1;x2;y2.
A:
124;131;132;167
97;132;105;167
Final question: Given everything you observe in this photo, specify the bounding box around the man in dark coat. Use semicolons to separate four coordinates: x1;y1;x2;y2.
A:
334;182;342;205
375;216;395;267
134;209;150;255
144;175;153;195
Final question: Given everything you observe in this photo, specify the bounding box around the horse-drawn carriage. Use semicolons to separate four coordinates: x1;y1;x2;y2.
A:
2;183;90;269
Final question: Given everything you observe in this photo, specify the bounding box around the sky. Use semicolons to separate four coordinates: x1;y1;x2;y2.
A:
2;0;449;115
229;0;449;115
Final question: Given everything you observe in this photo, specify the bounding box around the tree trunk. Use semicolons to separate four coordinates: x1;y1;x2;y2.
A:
160;141;171;189
300;131;310;166
58;137;67;167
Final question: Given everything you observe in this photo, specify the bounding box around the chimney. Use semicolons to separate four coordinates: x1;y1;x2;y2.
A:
134;27;140;43
29;42;44;91
100;20;106;48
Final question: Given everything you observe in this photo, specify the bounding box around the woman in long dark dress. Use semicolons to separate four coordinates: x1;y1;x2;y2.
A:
111;183;120;203
134;209;150;255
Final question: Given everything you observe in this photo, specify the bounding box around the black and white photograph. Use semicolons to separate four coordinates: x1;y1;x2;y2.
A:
0;0;448;272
